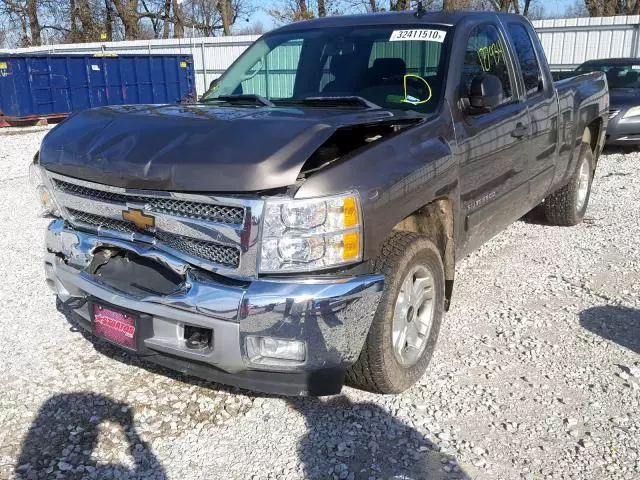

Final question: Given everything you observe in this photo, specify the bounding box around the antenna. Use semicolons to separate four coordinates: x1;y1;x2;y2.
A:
415;1;426;18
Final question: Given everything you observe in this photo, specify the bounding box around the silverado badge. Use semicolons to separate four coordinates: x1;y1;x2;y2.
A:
122;208;155;230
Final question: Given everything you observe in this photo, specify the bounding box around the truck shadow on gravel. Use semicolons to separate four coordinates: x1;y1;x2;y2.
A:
580;306;640;354
14;393;166;480
290;396;470;480
56;304;470;479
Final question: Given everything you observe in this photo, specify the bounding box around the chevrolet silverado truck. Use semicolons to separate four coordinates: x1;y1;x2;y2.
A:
31;10;608;396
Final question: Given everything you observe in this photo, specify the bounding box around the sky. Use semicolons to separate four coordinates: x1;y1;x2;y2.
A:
545;0;575;17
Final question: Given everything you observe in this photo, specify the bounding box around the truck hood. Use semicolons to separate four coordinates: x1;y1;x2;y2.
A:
609;88;640;109
39;103;409;192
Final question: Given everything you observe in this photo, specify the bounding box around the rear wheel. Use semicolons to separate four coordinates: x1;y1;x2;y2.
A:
543;142;594;226
346;232;445;394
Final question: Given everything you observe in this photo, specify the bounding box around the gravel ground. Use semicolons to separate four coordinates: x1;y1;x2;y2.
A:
0;127;639;480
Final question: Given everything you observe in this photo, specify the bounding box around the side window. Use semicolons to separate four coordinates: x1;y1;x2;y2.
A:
241;40;302;99
507;23;542;95
462;24;513;104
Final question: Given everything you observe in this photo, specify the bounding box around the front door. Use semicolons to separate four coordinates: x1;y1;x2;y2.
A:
455;23;531;253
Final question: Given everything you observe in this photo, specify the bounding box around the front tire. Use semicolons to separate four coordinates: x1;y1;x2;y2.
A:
346;232;445;394
543;143;594;226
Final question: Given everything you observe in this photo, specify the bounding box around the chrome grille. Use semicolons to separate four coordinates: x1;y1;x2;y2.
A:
67;209;240;268
54;179;245;224
68;209;141;234
156;232;240;268
609;109;620;120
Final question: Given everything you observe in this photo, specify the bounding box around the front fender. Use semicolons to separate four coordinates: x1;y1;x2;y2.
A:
295;113;459;261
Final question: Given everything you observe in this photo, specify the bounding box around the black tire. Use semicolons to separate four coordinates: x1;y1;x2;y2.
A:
543;143;595;226
346;232;445;394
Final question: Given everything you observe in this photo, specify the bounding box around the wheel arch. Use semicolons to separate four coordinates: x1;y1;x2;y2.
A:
391;197;455;310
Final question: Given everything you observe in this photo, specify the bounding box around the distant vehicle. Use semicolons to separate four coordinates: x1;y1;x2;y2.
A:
577;58;640;147
32;10;608;396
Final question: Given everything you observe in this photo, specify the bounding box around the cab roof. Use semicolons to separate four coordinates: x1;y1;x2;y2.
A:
271;10;526;33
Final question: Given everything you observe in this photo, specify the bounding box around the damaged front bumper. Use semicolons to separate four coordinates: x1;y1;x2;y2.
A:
44;219;384;396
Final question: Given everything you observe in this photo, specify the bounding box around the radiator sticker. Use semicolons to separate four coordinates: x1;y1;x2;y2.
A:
389;29;446;43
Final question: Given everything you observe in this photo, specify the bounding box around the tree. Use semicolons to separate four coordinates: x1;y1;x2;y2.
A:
0;0;42;45
582;0;640;16
268;0;314;23
390;0;410;10
443;0;471;9
0;24;7;47
234;19;265;34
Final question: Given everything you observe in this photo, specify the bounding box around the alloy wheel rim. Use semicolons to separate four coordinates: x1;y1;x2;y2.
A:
576;157;591;212
391;264;435;366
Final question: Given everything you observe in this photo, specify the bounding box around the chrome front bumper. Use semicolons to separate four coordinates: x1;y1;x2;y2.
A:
45;219;384;395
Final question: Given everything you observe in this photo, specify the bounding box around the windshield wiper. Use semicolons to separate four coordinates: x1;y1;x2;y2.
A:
287;96;381;110
202;94;275;107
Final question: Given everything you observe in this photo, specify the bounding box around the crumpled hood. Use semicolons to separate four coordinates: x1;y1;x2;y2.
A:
39;103;401;192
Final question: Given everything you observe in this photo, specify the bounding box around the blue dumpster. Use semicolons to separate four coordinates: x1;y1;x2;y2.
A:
0;53;196;121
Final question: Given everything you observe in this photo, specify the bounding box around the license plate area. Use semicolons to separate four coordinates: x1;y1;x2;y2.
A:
91;303;137;350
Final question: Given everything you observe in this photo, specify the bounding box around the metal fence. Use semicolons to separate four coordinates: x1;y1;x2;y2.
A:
3;14;640;94
532;15;640;70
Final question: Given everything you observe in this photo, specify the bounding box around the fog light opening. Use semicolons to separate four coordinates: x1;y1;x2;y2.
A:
184;325;212;350
246;336;306;363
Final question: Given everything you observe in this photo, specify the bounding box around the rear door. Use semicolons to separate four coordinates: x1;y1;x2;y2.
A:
504;20;557;203
454;22;532;253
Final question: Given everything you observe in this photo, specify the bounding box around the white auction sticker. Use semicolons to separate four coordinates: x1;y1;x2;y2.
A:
389;29;446;43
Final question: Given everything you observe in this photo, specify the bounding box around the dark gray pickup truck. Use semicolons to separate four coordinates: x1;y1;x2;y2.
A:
31;10;608;396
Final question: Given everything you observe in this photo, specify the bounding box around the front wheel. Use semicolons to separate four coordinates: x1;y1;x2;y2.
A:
543;143;595;226
346;232;445;394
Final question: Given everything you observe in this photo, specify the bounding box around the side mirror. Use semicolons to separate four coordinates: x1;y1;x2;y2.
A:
209;78;219;90
468;74;503;113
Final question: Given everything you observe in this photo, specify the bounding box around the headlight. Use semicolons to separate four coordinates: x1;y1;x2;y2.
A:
29;158;60;217
623;106;640;119
259;193;362;273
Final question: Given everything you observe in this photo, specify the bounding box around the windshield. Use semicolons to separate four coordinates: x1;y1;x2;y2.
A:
577;63;640;89
202;25;450;114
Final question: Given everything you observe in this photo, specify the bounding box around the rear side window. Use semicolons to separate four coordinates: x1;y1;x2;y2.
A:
462;24;513;103
507;23;542;95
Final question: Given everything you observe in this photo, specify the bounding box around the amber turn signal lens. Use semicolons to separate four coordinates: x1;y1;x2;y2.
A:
342;232;360;260
343;197;358;228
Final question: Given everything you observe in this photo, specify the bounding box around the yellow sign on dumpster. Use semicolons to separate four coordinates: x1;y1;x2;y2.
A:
0;62;7;70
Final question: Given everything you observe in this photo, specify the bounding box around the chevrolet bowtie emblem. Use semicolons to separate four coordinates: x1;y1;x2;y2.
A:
122;208;155;230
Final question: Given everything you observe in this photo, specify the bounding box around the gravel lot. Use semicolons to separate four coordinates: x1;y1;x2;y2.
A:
1;127;639;480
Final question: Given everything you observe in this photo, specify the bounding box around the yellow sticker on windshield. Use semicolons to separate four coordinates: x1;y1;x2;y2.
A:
389;29;446;43
401;74;433;105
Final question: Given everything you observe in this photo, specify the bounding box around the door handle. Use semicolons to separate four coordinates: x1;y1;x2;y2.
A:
512;123;530;139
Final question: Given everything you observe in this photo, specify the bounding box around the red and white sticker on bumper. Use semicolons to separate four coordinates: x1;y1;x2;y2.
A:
93;304;136;350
